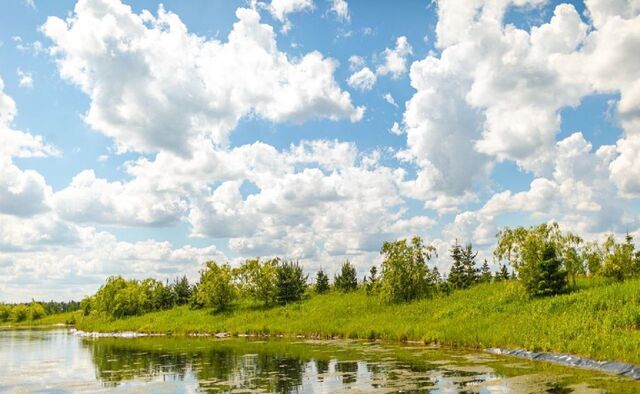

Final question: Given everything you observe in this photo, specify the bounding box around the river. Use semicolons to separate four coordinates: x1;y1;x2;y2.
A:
0;329;638;393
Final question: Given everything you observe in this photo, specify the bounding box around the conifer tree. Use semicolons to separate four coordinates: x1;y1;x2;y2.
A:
314;269;330;294
479;259;492;283
448;240;466;289
334;260;358;292
495;264;511;281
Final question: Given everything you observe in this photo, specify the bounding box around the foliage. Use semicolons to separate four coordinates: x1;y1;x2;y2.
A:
75;278;640;367
479;260;492;283
495;223;569;296
600;234;640;281
235;258;279;305
363;266;379;295
196;262;237;312
172;276;192;306
314;269;330;294
334;260;358;292
12;304;29;322
29;302;46;320
379;236;437;303
276;260;308;305
494;264;511;281
526;244;569;297
448;241;479;289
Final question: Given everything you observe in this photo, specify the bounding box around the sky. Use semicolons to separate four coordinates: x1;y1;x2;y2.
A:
1;0;639;302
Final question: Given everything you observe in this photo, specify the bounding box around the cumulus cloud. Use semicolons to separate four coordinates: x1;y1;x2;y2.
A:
347;67;376;91
16;68;33;88
42;0;363;157
268;0;314;32
330;0;349;23
376;36;412;79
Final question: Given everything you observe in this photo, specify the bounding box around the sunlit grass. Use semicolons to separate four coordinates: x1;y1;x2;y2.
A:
73;278;640;364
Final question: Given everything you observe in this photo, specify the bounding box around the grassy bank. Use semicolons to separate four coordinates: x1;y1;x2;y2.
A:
0;311;78;330
74;278;640;364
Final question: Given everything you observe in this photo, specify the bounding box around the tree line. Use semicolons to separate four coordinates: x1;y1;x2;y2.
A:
0;300;80;323
77;222;640;319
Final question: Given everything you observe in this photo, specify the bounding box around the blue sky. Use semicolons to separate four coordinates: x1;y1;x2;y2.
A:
1;0;639;301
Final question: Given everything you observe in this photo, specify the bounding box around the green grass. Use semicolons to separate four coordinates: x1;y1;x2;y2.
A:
74;278;640;364
0;311;79;330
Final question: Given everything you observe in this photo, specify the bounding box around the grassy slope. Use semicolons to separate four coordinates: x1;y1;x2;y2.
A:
75;279;640;364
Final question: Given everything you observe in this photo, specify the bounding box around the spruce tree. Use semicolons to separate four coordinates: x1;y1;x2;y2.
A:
496;264;511;281
448;240;466;289
276;260;308;305
461;243;479;286
527;243;568;297
334;260;358;292
479;260;492;283
364;266;378;294
314;269;330;294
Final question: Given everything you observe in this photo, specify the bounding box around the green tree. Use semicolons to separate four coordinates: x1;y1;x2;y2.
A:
600;233;640;281
235;258;279;305
494;222;569;296
528;243;568;296
364;266;379;295
495;264;511;281
379;236;437;303
334;260;358;292
314;269;330;294
582;241;603;276
560;233;584;288
276;260;308;305
479;259;492;283
195;261;237;312
0;305;10;322
12;304;29;322
448;241;478;289
172;276;192;306
29;301;46;320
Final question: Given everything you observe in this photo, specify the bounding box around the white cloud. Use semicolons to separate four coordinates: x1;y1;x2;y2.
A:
42;1;363;157
0;157;52;217
376;36;412;79
347;67;376;91
348;55;365;71
383;93;398;107
16;69;33;88
389;121;402;135
267;0;314;32
330;0;350;23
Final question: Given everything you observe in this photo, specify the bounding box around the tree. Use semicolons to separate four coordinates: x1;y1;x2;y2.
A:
29;302;46;320
0;305;10;322
276;260;308;305
235;258;279;306
560;233;584;288
494;222;569;296
495;264;511;281
314;269;330;294
364;266;379;295
479;260;492;283
172;276;192;306
448;241;478;289
600;233;640;281
12;305;29;322
334;260;358;292
379;236;437;303
527;244;568;297
195;261;237;312
582;241;603;276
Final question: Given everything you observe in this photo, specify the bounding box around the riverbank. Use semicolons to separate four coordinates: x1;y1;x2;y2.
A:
66;278;640;365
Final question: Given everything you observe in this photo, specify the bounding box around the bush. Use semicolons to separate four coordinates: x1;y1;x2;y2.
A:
380;236;437;303
276;260;308;305
314;269;330;294
12;305;29;322
29;302;46;320
196;261;237;312
334;260;358;293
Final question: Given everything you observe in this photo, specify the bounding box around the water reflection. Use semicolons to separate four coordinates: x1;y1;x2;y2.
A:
0;330;637;393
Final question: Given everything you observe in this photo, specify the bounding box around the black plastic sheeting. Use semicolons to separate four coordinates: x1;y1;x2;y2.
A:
486;348;640;380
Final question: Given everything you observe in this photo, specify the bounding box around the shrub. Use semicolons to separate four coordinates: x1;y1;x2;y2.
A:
334;260;358;293
29;302;46;320
12;305;29;322
195;261;237;312
314;269;330;294
276;260;308;305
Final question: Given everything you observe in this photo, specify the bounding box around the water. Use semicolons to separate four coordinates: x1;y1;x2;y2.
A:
0;329;638;393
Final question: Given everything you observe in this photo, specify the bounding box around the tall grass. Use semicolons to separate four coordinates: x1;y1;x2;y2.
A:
75;278;640;364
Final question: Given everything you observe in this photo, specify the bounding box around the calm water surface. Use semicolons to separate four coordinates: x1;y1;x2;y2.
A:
0;329;638;393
